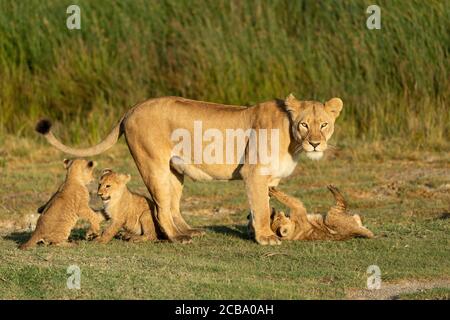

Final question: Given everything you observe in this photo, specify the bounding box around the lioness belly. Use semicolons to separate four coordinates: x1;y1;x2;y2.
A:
170;157;240;181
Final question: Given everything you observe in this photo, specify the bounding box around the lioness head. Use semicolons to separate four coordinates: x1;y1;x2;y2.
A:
284;94;343;160
97;169;131;204
64;158;97;185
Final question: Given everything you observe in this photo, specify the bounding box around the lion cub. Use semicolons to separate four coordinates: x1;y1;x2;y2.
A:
248;186;374;241
19;159;103;250
95;169;160;244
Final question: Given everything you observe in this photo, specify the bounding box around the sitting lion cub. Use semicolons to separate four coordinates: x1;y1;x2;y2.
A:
95;169;160;244
248;185;374;241
19;159;103;250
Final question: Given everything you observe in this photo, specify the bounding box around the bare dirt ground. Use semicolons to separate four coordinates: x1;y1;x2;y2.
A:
347;278;450;300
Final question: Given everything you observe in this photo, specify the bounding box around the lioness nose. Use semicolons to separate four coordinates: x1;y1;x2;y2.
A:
309;142;320;149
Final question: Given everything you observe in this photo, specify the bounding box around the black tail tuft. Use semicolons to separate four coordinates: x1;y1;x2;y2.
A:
35;119;52;135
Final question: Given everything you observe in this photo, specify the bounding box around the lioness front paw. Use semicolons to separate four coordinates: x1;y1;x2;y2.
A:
256;234;281;246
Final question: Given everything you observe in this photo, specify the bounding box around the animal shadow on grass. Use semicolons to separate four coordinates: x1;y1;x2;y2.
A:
206;224;250;240
4;228;88;246
438;212;449;220
3;231;32;245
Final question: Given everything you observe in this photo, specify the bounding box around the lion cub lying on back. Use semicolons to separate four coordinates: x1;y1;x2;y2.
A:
248;186;374;241
19;159;103;250
95;169;160;244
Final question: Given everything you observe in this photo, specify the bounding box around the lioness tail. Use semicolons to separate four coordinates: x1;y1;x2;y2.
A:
35;117;124;157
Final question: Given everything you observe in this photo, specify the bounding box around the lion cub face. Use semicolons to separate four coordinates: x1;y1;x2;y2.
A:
97;169;131;205
270;209;295;238
64;158;97;185
284;94;343;160
248;209;295;239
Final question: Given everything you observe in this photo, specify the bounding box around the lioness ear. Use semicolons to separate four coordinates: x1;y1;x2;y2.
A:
284;93;301;118
63;159;73;169
324;97;343;119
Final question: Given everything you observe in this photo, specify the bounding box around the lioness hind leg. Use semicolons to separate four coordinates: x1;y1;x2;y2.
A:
125;124;192;243
130;148;191;244
169;171;205;237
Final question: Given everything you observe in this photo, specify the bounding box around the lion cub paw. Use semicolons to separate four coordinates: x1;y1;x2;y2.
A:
256;235;281;246
86;232;99;241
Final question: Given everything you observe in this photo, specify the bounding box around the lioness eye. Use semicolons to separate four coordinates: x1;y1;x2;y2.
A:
321;122;328;128
300;122;308;128
106;185;111;188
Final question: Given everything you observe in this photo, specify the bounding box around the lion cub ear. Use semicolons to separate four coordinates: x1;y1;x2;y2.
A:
63;159;73;169
324;98;343;119
101;168;113;177
121;174;131;184
87;160;97;168
284;93;302;118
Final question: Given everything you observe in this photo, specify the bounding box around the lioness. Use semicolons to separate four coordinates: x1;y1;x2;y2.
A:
253;186;374;241
19;159;103;250
35;94;343;245
95;169;160;244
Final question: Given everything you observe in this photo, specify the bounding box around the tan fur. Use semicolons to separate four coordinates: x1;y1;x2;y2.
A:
19;159;103;250
36;95;343;245
95;170;160;244
248;186;374;241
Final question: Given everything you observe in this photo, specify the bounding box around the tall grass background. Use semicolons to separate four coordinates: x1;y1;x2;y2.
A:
0;0;448;147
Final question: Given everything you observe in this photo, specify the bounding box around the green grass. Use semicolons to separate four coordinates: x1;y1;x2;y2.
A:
0;0;449;144
0;142;448;299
